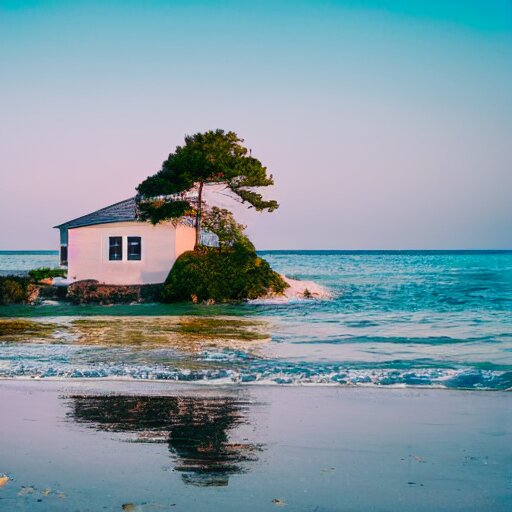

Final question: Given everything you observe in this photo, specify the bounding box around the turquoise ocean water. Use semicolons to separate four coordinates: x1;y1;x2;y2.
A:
1;250;511;390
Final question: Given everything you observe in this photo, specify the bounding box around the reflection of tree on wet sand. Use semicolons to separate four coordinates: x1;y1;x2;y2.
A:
68;395;263;486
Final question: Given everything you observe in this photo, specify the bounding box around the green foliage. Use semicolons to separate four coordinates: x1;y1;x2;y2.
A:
28;267;67;282
136;129;278;239
137;199;192;225
160;244;288;303
135;130;283;299
202;207;248;248
0;276;31;305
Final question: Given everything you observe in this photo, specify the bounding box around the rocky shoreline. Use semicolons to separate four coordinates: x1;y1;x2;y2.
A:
1;275;330;306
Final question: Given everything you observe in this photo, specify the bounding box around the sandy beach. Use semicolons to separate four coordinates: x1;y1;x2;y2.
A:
0;380;510;511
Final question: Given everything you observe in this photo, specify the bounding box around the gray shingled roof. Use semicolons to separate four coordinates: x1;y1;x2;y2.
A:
54;197;138;229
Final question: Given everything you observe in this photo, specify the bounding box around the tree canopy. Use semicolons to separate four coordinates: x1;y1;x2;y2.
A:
136;129;278;246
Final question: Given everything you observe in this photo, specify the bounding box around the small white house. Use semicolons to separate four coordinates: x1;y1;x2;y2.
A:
54;197;196;285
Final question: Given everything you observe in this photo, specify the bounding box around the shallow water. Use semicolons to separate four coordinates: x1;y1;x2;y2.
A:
1;250;511;390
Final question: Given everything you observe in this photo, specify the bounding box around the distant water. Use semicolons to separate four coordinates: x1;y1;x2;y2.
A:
1;250;511;390
0;250;59;275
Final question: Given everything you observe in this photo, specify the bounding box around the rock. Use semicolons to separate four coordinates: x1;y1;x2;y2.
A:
67;280;162;304
26;284;40;303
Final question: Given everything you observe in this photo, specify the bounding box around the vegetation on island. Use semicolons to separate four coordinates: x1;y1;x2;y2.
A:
137;129;288;303
161;243;287;303
28;267;67;282
0;267;67;305
0;276;34;305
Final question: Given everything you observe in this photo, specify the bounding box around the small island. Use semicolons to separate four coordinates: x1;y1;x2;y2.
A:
1;130;327;305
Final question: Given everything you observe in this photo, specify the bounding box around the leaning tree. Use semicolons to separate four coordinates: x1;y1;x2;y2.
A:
136;129;278;247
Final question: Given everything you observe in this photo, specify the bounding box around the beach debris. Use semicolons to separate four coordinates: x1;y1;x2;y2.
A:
272;498;286;506
121;503;169;511
402;454;427;463
18;485;36;496
0;474;9;488
42;488;52;496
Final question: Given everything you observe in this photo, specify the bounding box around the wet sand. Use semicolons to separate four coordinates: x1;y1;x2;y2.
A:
0;380;510;511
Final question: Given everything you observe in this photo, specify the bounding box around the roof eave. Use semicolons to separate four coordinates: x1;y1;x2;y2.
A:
53;197;138;230
53;218;142;230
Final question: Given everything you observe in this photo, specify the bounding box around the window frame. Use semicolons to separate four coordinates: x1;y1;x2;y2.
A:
108;236;123;261
127;236;142;261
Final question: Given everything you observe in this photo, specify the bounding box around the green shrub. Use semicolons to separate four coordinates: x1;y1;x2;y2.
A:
28;267;67;282
202;207;247;248
0;276;32;305
160;243;288;303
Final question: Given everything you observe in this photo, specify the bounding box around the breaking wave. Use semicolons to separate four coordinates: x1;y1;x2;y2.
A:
1;345;511;390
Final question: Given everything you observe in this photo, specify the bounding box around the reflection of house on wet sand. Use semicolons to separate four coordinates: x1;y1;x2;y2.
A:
68;395;263;487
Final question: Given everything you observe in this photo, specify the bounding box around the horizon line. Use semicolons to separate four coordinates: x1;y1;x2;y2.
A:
1;249;511;253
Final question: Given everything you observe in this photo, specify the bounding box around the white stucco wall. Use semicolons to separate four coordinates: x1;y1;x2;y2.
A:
67;221;195;285
175;223;197;257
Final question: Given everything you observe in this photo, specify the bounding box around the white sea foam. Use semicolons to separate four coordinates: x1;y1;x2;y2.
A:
250;275;332;304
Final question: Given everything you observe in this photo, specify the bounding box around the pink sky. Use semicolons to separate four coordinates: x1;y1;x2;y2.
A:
1;1;511;249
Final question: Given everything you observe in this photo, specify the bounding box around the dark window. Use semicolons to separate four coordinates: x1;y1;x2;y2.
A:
109;236;123;261
60;246;68;266
127;237;142;260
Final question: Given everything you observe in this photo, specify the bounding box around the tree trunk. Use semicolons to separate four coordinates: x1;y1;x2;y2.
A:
195;181;204;248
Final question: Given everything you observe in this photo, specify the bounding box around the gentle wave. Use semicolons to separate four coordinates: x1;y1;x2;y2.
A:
292;335;511;345
1;345;511;390
1;363;511;390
